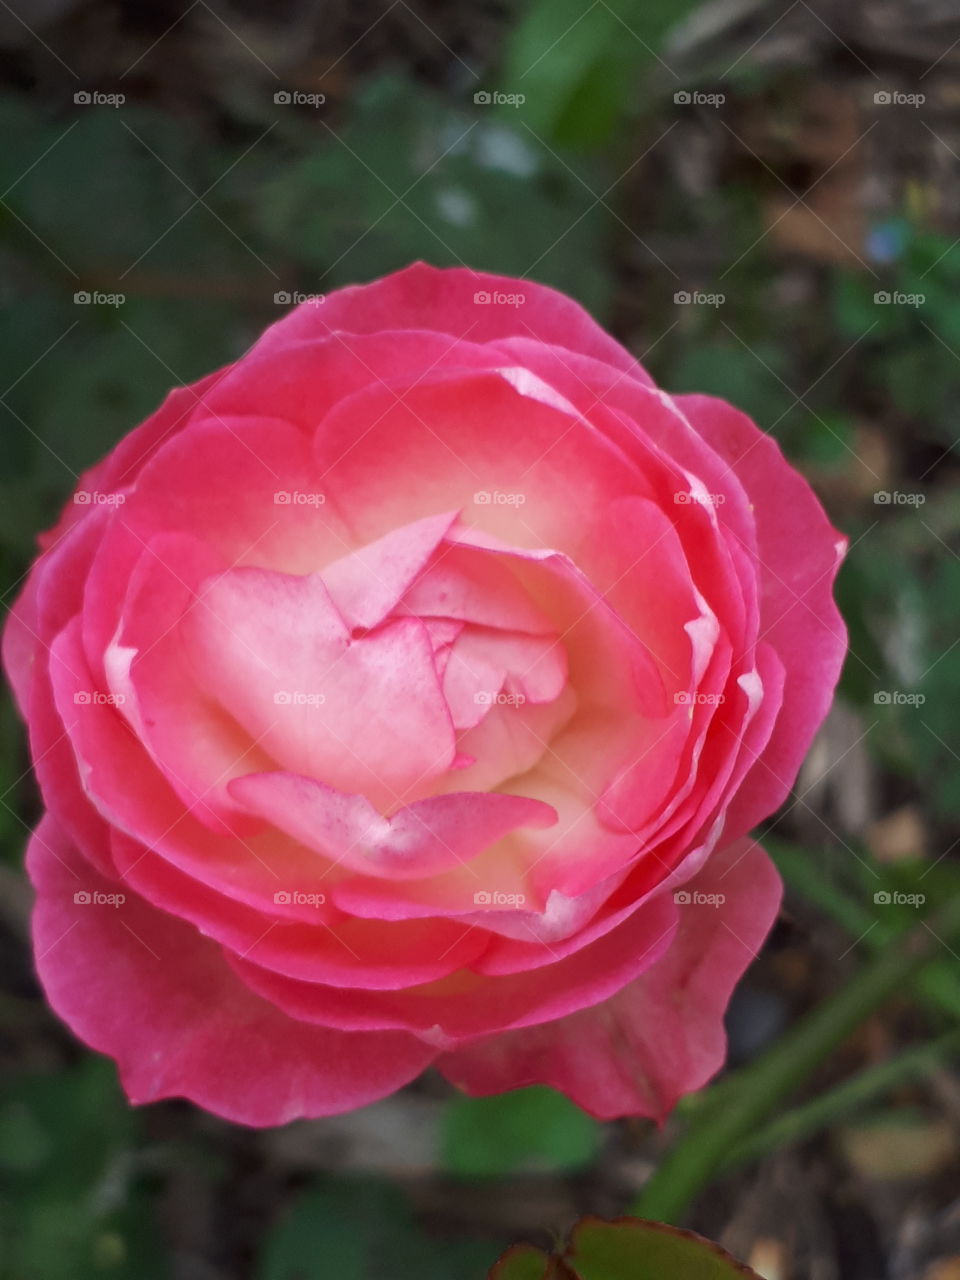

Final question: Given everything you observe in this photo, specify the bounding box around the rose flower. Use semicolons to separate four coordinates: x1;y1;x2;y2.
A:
4;264;846;1125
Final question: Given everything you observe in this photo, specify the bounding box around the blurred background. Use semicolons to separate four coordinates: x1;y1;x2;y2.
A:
1;1;959;1277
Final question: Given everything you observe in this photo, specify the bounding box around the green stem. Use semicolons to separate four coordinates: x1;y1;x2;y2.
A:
630;900;960;1224
723;1027;960;1168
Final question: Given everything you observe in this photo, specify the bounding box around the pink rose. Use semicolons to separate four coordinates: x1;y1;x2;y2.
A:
4;264;846;1126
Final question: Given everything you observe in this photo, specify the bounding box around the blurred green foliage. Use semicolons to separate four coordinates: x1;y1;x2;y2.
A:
257;1179;500;1280
0;1059;165;1280
499;0;704;147
441;1085;602;1177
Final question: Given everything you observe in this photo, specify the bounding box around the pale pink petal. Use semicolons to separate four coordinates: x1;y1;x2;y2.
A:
181;567;457;808
230;771;557;880
321;510;459;630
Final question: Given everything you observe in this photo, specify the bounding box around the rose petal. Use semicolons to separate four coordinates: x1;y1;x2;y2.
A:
437;837;781;1118
29;817;435;1125
230;771;557;880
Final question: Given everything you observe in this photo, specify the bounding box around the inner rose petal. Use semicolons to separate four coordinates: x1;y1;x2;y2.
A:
441;627;568;731
181;566;457;809
321;509;460;630
229;771;557;880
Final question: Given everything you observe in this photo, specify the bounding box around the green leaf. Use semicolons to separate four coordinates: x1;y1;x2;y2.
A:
500;0;617;141
500;0;702;145
442;1085;601;1177
487;1218;760;1278
566;1217;760;1278
489;1245;551;1279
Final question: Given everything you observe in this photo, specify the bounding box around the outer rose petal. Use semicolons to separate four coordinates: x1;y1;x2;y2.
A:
28;817;436;1126
437;838;782;1120
228;889;679;1046
3;505;109;715
675;394;847;836
110;830;491;990
251;262;655;383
